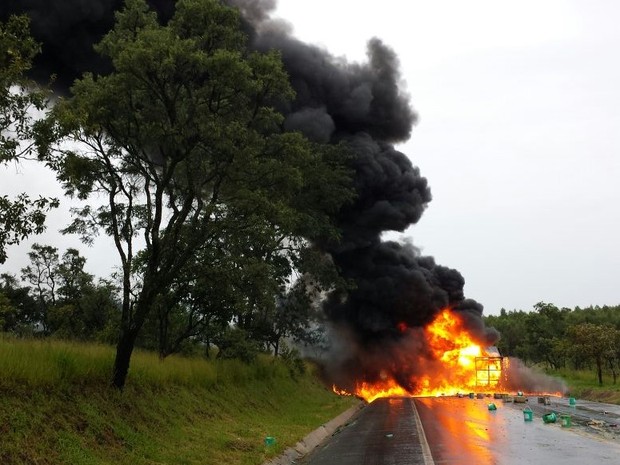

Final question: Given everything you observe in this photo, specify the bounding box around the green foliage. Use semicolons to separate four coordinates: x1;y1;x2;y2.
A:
486;302;620;385
0;291;15;330
37;0;352;388
0;14;48;162
4;244;121;339
0;273;38;334
566;322;620;385
0;194;58;263
214;327;260;363
0;15;57;262
280;343;306;380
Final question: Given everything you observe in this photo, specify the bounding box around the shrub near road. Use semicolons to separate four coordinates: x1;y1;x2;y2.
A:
0;337;356;465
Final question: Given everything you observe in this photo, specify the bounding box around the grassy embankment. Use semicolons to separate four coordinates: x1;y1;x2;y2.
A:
547;368;620;404
0;336;357;465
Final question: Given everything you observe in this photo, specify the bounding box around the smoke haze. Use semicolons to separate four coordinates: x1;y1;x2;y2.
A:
503;358;567;394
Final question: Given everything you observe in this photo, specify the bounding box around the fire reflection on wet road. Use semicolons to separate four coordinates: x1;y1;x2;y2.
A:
416;396;620;465
301;397;620;465
415;397;504;464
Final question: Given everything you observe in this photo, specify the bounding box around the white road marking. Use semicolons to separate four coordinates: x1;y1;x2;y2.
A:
410;398;436;465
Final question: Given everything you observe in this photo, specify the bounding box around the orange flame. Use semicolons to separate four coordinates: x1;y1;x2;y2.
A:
333;308;506;402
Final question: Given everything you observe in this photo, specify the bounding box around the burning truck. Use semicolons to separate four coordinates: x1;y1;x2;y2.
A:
331;307;566;403
332;308;508;403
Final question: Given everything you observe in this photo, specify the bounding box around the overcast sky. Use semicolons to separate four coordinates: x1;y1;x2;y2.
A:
2;0;619;315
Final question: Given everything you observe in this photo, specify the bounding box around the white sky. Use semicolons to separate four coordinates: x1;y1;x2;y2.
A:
1;0;619;315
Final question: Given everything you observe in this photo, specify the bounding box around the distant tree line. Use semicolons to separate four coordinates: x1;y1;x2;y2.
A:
485;302;620;385
0;245;119;342
0;241;328;365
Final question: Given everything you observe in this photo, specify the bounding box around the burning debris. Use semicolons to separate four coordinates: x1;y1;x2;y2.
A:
1;0;564;398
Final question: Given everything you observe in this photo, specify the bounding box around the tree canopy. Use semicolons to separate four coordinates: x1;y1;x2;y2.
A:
486;302;620;385
38;0;352;388
0;15;58;263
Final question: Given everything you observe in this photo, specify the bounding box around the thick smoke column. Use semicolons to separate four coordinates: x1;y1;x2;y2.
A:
2;0;500;392
246;6;500;390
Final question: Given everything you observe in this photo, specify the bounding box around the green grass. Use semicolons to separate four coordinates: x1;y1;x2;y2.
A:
0;335;357;464
546;367;620;404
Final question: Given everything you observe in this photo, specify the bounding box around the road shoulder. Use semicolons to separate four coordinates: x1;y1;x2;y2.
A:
263;402;365;465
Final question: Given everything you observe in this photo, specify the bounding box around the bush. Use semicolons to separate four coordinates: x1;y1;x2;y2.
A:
280;343;306;380
214;327;259;363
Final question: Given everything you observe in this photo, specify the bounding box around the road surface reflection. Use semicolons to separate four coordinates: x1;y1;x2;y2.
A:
416;397;505;464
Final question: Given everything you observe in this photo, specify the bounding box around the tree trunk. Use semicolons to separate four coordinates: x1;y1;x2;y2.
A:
112;274;159;389
112;327;138;390
596;358;603;386
205;335;211;358
158;312;168;360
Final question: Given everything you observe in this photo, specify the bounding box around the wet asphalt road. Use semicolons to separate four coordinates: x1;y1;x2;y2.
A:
300;396;620;465
297;397;429;465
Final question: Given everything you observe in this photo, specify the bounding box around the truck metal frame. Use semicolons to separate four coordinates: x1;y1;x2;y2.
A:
475;356;503;387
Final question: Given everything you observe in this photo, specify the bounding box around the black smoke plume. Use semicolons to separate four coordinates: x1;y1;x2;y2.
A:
245;4;500;390
2;0;500;392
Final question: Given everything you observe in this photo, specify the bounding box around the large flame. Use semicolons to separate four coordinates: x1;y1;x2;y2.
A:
333;308;504;402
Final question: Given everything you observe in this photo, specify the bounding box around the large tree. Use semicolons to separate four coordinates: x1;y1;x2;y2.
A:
0;15;57;263
40;0;351;389
567;323;619;385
